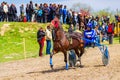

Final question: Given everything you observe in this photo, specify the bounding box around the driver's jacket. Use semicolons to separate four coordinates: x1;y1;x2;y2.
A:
83;29;97;46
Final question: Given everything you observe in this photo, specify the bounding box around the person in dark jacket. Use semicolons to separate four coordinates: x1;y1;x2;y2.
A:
9;4;17;21
0;3;4;22
107;23;114;44
20;4;24;21
68;24;74;34
67;24;74;44
37;27;45;56
29;1;34;22
63;5;67;24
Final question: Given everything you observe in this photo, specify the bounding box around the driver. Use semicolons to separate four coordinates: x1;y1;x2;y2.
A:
83;22;97;47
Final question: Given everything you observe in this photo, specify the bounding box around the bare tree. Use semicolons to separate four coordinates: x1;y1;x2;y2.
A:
71;3;93;13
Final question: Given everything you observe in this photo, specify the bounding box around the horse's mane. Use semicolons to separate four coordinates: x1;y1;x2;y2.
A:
58;23;64;31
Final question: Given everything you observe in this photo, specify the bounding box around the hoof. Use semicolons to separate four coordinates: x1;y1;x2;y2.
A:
50;65;53;70
65;67;69;70
65;65;69;70
79;65;84;68
69;64;72;67
75;61;80;67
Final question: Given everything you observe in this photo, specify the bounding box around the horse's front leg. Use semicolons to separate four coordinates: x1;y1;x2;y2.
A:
74;49;81;67
50;51;54;70
64;52;69;70
77;47;84;67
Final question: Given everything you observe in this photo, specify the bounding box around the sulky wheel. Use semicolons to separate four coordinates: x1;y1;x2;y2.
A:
102;48;110;66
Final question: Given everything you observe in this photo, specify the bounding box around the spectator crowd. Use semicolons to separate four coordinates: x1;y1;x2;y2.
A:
0;1;69;23
0;1;118;57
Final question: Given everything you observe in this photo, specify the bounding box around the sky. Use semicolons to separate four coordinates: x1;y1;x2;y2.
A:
0;0;120;15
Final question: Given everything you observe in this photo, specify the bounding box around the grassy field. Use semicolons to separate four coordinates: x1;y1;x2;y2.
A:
113;36;120;44
0;22;119;63
0;22;69;63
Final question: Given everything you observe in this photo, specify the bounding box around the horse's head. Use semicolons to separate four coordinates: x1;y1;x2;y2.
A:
51;16;62;28
50;17;64;41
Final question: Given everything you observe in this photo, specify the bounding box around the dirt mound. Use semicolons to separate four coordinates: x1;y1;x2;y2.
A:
0;44;120;80
0;24;10;36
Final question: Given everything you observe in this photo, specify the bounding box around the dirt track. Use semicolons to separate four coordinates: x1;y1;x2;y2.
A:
0;44;120;80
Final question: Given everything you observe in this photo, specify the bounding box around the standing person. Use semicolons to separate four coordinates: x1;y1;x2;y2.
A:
0;3;4;22
67;9;72;25
12;4;17;21
107;22;114;44
101;23;108;42
46;25;52;55
20;4;24;21
9;4;14;22
37;7;43;23
33;3;39;22
59;5;63;24
37;27;45;56
77;13;82;30
112;20;116;31
9;4;17;21
95;26;100;43
29;1;34;22
72;11;77;30
26;4;30;22
3;2;8;22
63;5;67;24
43;3;49;23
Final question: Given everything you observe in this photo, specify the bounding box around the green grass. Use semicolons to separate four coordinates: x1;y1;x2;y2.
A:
0;22;69;63
113;36;120;44
0;22;119;63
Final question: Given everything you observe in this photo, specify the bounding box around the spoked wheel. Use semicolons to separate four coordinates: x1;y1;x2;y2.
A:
102;47;110;66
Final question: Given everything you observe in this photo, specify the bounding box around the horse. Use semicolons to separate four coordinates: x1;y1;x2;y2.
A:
50;18;84;70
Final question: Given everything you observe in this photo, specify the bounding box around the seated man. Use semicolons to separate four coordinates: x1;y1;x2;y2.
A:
83;22;97;47
67;24;74;44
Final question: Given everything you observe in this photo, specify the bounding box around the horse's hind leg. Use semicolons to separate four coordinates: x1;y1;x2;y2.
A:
75;43;84;67
64;52;69;70
79;45;85;67
74;49;81;67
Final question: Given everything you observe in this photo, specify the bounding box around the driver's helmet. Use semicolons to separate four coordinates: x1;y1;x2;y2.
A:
87;22;92;29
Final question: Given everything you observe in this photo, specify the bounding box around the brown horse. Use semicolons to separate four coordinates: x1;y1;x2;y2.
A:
50;18;84;70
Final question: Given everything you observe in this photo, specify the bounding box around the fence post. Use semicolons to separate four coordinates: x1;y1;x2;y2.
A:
23;38;26;59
